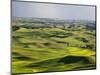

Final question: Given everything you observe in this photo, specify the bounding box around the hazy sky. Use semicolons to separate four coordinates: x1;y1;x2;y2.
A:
12;1;95;20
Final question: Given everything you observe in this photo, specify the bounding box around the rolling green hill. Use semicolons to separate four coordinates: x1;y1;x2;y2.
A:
12;21;96;74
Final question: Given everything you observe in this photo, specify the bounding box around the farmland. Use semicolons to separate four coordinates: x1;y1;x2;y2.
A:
12;17;96;74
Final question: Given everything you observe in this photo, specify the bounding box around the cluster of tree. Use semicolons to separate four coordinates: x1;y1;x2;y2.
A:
12;25;20;31
75;37;89;43
80;44;95;50
12;23;67;31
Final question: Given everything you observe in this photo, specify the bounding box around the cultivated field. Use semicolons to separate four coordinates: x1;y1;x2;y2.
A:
12;18;96;74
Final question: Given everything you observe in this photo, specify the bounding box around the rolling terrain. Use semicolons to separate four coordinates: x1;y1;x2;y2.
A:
12;18;96;74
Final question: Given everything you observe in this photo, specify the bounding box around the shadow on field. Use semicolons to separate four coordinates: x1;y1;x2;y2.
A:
13;52;33;60
25;55;93;68
58;56;91;64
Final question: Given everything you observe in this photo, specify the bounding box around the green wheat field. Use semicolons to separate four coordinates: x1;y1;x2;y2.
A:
12;18;96;74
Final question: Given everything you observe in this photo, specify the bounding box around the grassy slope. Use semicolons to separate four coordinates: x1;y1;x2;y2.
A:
12;28;96;74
